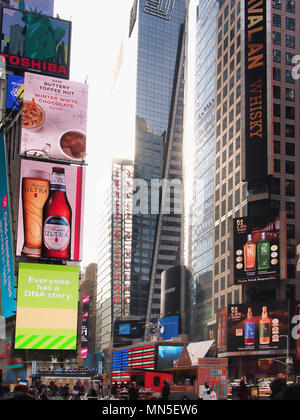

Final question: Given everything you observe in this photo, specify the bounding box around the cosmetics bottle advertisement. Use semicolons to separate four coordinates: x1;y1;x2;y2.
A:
16;159;85;262
227;302;289;353
233;212;283;284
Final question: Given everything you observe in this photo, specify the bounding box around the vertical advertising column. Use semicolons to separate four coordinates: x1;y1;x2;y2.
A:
112;164;122;317
123;165;133;317
244;0;268;181
0;131;16;319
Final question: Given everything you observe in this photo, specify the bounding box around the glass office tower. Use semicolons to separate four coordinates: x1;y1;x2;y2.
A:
130;0;188;322
190;0;225;341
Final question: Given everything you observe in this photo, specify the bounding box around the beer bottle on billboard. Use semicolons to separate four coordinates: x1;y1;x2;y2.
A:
42;167;72;259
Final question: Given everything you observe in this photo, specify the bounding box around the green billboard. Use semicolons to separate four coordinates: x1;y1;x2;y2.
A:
15;263;79;350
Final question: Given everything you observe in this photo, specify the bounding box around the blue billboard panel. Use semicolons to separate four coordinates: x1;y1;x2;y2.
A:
1;7;71;80
6;74;24;110
158;315;179;341
0;131;16;318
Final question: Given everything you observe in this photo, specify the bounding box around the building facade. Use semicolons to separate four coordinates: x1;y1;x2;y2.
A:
190;0;226;342
209;0;300;379
96;159;133;353
129;0;188;325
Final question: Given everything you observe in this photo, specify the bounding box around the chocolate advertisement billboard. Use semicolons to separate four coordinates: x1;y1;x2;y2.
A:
0;1;54;16
0;7;71;79
0;130;16;318
16;159;85;262
227;302;289;354
233;213;283;284
20;73;89;163
15;263;79;350
244;0;268;181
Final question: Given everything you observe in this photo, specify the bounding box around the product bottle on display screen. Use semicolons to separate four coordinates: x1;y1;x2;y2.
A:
42;167;72;259
244;307;255;346
259;306;271;345
244;234;256;271
257;232;270;271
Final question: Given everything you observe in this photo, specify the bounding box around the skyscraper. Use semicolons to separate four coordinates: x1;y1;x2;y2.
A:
192;0;300;378
190;0;226;341
129;0;189;323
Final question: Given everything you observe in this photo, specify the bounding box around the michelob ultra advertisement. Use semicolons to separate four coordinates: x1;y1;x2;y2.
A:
0;7;71;79
227;302;288;354
233;213;282;284
20;73;89;163
16;159;85;262
15;263;79;350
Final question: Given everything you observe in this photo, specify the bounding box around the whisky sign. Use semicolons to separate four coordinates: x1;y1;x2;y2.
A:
233;213;282;284
245;0;268;181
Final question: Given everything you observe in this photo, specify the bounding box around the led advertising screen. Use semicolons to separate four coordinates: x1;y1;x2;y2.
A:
0;131;16;318
119;323;131;336
15;263;79;350
20;73;89;163
16;159;85;262
157;345;184;370
158;315;179;341
0;1;54;16
112;345;156;373
244;0;268;181
227;302;289;354
6;74;24;110
80;295;89;359
233;213;282;284
0;7;71;79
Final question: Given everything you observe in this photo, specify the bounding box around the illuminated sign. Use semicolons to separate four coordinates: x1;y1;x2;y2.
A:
20;73;89;163
233;213;282;284
0;1;54;16
16;159;85;262
112;162;133;314
244;0;268;181
112;345;156;377
15;263;79;350
0;130;16;318
81;295;90;359
0;7;71;79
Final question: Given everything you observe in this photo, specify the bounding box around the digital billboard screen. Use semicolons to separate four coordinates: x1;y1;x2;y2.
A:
0;7;71;79
119;323;131;336
15;263;79;350
16;159;85;262
0;1;54;16
20;73;89;163
244;0;268;181
157;345;184;370
233;213;282;284
80;295;90;359
0;130;16;318
6;74;24;110
158;315;179;341
227;302;289;354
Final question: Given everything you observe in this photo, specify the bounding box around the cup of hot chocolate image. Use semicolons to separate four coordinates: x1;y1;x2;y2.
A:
59;129;86;161
22;100;45;131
